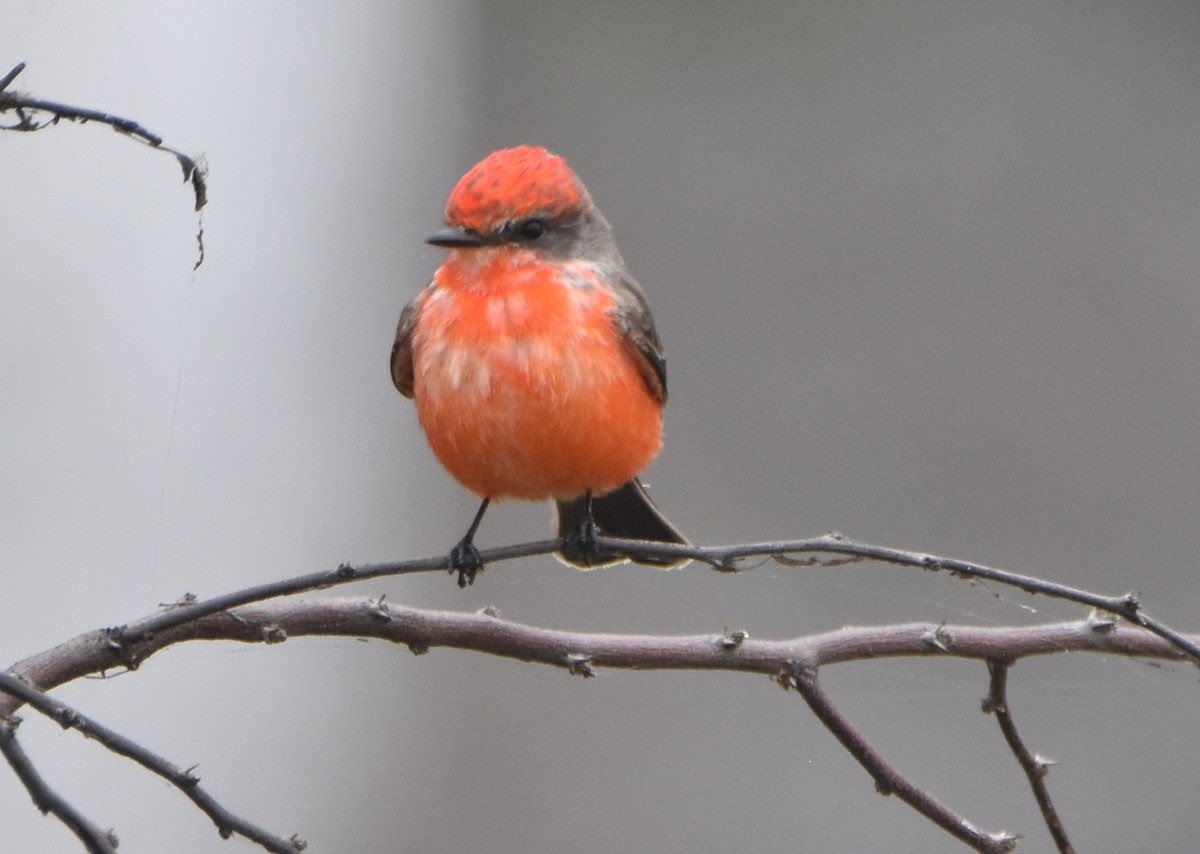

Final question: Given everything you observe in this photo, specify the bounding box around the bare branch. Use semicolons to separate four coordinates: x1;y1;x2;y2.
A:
102;533;1200;669
3;594;1195;852
594;532;1200;664
7;600;1189;716
13;527;1190;852
0;717;119;854
0;62;25;92
984;661;1075;853
0;61;207;267
783;661;1018;852
109;539;561;648
0;66;164;143
4;533;1196;851
0;672;303;853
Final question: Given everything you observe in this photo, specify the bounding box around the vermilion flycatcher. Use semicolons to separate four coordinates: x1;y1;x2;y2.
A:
392;145;688;585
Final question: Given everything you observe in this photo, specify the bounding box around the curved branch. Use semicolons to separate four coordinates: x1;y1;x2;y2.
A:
0;61;206;213
104;533;1200;667
0;61;207;268
785;662;1017;853
5;599;1188;852
4;533;1195;853
110;537;561;647
595;532;1200;664
7;599;1188;715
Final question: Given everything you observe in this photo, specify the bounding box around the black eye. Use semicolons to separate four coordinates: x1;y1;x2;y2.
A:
518;219;546;240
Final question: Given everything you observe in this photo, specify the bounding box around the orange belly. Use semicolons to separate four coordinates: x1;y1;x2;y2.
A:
411;253;663;501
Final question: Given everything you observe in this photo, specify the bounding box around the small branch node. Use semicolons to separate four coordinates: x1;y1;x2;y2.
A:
920;624;952;652
715;629;748;650
368;596;392;622
1033;754;1058;776
565;653;596;678
774;660;813;692
56;708;81;730
289;833;310;850
1084;609;1118;632
102;631;124;654
985;828;1021;851
335;563;357;580
105;626;150;670
159;592;198;610
478;604;502;618
259;624;288;644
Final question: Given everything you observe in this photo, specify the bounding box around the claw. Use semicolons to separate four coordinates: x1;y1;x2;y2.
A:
448;497;490;587
559;491;618;567
450;538;483;587
560;514;601;567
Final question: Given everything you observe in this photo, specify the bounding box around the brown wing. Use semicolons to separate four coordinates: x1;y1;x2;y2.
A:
610;271;668;405
390;296;420;399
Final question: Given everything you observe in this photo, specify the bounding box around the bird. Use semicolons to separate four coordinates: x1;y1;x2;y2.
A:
391;145;688;585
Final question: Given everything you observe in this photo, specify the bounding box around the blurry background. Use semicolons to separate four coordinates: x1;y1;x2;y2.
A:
3;1;1200;851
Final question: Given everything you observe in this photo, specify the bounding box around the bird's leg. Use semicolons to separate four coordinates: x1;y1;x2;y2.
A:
450;498;489;587
563;490;603;567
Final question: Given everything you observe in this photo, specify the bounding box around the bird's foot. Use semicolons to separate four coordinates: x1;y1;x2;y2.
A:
561;515;609;568
449;538;483;587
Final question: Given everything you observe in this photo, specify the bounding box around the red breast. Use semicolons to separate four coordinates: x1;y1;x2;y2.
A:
410;246;663;501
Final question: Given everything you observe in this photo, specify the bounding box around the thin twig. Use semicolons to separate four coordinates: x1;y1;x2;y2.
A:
784;661;1018;853
594;532;1200;665
111;538;562;647
0;672;304;853
984;661;1075;853
108;533;1200;668
0;61;207;267
1;86;165;144
0;717;119;854
0;61;26;92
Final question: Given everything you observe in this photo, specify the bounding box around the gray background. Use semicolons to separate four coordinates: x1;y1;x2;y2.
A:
3;1;1199;851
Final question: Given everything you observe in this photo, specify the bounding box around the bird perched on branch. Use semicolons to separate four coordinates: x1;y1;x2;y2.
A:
392;145;688;585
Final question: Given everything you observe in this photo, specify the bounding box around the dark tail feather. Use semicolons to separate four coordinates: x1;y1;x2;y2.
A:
554;478;690;569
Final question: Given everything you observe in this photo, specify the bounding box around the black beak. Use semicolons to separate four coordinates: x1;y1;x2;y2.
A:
426;226;487;248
